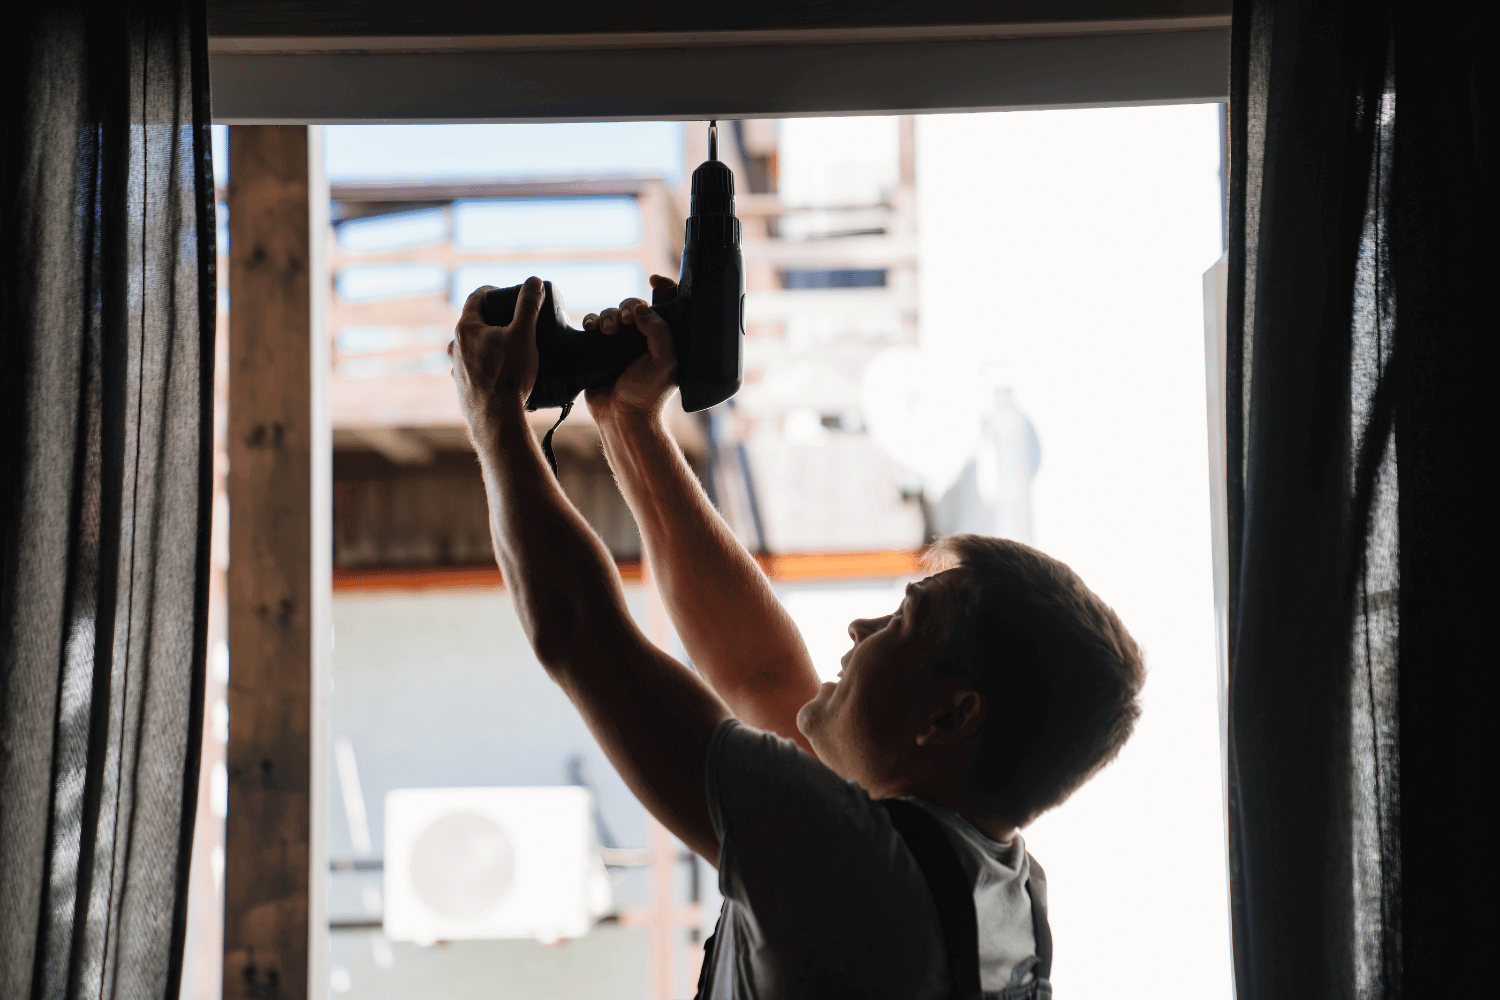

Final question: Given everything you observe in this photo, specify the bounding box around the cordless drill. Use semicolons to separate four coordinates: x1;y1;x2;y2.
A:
480;121;745;414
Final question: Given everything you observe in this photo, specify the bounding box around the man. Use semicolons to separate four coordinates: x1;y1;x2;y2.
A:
449;275;1144;999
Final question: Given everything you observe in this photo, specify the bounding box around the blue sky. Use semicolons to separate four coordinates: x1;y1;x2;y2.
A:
212;123;684;187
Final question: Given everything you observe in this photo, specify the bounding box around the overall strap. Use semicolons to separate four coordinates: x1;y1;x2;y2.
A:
877;798;982;1000
1027;868;1053;982
693;900;726;1000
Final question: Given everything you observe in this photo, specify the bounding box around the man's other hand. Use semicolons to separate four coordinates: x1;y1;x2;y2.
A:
450;277;544;435
583;274;679;423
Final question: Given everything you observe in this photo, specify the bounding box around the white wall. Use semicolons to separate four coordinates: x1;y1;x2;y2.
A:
325;586;672;1000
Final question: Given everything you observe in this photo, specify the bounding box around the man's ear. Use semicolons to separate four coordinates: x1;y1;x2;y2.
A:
915;688;986;747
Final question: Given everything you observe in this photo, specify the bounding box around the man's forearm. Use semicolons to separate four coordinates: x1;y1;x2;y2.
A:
470;398;729;862
476;402;625;669
598;409;820;746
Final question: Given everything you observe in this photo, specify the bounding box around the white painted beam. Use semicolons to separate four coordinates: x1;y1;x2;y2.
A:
212;28;1228;124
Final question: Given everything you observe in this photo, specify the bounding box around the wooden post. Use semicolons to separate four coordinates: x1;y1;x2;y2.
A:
224;125;330;1000
649;817;677;1000
643;571;691;1000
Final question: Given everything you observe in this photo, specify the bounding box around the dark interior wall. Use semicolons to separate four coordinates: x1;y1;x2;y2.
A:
333;448;649;567
207;1;1233;37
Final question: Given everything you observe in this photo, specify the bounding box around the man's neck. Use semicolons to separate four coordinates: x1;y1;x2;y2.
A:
964;811;1018;844
902;787;1017;844
941;797;1017;844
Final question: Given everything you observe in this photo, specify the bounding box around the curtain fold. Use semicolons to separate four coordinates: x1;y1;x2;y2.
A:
1228;1;1490;996
0;3;215;998
1387;5;1492;993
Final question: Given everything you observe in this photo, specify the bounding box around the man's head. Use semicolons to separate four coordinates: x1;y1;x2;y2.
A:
796;534;1144;828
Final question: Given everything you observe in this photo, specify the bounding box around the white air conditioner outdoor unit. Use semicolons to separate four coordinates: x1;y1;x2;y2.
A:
383;786;610;943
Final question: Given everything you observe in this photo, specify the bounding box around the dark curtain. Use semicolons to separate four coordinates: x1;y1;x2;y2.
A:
0;2;215;999
1227;1;1491;996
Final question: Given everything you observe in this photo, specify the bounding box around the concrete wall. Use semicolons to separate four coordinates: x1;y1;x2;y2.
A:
327;586;676;999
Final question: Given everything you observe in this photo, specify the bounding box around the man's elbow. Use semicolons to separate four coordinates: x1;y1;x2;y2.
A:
528;622;589;680
508;568;639;679
525;607;633;684
735;658;819;703
517;592;585;676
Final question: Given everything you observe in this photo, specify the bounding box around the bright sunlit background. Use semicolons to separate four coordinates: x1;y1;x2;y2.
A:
773;105;1230;998
195;106;1230;1000
925;105;1229;996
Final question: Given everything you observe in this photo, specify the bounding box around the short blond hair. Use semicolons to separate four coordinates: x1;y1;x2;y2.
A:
923;535;1145;826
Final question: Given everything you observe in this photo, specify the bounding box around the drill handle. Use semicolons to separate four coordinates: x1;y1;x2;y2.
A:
479;281;685;411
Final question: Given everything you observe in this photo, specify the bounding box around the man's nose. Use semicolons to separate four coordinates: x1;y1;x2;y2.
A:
848;616;885;642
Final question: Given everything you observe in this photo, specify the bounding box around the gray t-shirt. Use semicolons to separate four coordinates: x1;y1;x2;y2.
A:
701;719;1040;999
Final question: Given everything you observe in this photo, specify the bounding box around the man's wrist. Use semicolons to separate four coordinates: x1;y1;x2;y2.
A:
468;392;533;457
597;402;668;441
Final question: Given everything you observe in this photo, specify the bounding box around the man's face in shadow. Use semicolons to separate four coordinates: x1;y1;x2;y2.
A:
796;568;975;794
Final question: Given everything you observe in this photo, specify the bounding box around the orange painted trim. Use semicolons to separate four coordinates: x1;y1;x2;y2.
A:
332;550;923;593
332;565;505;592
757;550;923;580
331;561;644;593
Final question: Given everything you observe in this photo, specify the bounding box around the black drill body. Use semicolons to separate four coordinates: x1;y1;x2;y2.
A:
480;129;745;414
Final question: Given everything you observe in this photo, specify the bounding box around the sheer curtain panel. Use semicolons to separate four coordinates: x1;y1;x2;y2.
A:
1228;0;1490;996
0;3;215;999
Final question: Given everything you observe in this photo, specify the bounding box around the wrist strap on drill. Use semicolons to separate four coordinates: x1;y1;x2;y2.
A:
541;400;573;477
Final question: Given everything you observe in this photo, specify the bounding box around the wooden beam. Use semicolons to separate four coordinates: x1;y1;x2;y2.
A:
224;124;330;1000
329;176;667;203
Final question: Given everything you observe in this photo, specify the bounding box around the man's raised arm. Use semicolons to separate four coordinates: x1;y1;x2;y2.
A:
584;277;822;752
451;278;731;864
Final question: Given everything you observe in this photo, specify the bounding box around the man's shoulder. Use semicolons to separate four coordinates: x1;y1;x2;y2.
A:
707;719;939;908
703;723;953;999
707;718;877;840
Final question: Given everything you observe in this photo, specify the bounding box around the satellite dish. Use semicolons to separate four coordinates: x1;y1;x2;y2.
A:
859;345;986;496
